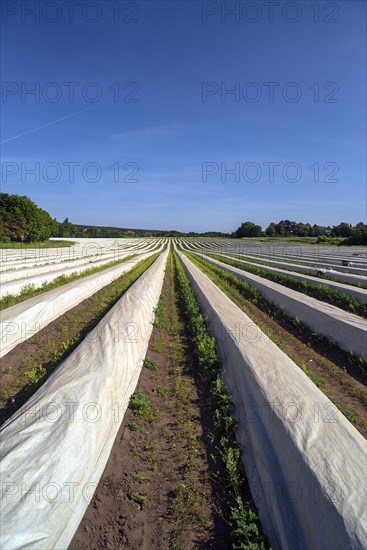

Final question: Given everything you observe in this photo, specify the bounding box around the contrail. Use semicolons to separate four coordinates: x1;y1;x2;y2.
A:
0;104;100;144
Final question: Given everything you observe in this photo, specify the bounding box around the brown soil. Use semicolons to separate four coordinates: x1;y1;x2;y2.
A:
69;254;230;549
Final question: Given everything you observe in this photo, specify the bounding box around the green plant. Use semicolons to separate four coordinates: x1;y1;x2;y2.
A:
26;365;46;385
130;491;149;509
130;390;154;420
172;483;204;526
152;339;165;353
144;356;158;371
128;420;140;431
230;496;268;549
155;385;166;397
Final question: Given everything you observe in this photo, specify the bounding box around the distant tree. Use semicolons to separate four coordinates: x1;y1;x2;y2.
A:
233;221;263;238
344;223;367;245
294;223;308;237
265;222;278;237
332;222;352;238
310;224;324;237
58;217;80;237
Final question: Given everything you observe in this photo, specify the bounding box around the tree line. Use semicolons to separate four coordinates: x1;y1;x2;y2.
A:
232;220;367;244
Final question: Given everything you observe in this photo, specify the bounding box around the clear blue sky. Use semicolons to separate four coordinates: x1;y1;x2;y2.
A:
1;0;366;232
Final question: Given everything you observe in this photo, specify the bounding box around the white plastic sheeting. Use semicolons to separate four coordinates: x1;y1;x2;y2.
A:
192;251;367;304
0;238;157;269
0;248;168;550
0;244;164;358
0;241;161;283
182;241;367;283
177;250;367;550
0;241;161;298
181;239;367;279
0;239;158;271
188;252;367;358
0;253;132;298
179;243;367;304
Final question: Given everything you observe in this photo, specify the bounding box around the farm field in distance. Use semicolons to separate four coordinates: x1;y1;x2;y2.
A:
1;237;366;549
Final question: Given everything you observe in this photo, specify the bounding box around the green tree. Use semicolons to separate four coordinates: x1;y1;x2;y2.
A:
345;223;367;245
233;221;263;238
0;193;58;242
265;222;278;237
332;222;352;237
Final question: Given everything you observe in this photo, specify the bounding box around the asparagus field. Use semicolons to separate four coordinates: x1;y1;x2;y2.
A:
1;238;366;550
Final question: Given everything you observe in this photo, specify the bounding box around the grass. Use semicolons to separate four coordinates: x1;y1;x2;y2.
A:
0;253;138;310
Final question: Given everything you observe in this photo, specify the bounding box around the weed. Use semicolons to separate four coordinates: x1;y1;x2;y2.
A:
144;356;158;371
155;385;167;397
26;365;46;385
172;483;205;527
130;491;149;509
130;390;154;421
128;420;140;432
152;339;165;353
132;473;149;482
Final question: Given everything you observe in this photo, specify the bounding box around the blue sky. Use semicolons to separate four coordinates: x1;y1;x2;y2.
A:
1;0;366;232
